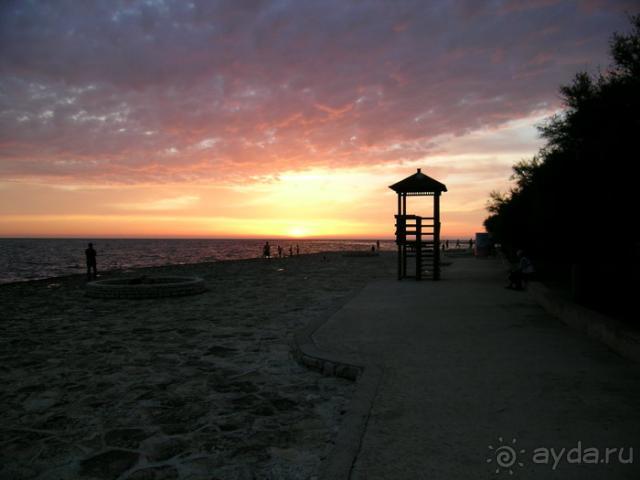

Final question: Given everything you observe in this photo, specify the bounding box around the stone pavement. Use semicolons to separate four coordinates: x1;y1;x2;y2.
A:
313;256;640;479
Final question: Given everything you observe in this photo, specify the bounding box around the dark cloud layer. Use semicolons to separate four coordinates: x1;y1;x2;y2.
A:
0;0;635;183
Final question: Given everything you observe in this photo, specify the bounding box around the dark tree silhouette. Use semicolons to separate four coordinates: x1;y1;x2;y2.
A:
484;15;640;317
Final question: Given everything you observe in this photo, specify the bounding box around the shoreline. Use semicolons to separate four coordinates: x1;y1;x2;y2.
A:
1;237;476;286
0;251;395;479
0;251;359;287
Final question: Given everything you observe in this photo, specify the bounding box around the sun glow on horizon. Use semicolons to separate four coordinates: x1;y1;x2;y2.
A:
0;113;548;239
0;1;627;241
288;226;309;238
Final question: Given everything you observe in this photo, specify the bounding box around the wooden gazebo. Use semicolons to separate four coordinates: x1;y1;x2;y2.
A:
389;168;447;280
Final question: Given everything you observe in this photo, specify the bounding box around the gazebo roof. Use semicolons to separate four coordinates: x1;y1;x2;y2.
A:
389;168;447;194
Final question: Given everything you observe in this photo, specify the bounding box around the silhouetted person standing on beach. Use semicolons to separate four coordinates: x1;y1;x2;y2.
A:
263;241;271;258
85;242;97;280
296;244;300;255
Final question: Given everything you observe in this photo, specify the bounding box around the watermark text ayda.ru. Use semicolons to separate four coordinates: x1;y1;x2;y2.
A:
487;437;633;474
532;442;633;470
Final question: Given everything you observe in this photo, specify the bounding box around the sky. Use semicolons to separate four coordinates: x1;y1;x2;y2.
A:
0;0;636;239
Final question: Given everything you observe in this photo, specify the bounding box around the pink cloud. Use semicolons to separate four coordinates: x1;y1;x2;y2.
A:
0;0;636;184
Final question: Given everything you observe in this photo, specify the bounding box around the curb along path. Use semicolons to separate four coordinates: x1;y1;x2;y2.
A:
291;300;383;480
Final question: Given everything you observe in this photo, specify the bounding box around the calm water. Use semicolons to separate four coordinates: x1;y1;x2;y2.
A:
0;238;396;284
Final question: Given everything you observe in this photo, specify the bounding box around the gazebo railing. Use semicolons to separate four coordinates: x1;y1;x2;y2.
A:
395;214;441;280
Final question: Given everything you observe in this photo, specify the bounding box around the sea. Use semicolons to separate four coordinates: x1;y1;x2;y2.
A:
0;238;397;284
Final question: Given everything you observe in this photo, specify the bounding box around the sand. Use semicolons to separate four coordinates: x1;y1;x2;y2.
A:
0;252;395;480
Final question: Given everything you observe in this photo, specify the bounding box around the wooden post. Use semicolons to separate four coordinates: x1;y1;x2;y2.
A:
401;194;407;278
397;194;402;280
402;242;407;278
434;194;441;280
416;216;422;281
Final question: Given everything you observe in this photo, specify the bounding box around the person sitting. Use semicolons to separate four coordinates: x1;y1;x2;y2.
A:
506;249;534;290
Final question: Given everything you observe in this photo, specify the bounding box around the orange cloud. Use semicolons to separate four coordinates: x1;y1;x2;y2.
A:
0;1;632;237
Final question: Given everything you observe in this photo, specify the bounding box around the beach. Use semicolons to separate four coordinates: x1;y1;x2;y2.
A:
0;252;395;479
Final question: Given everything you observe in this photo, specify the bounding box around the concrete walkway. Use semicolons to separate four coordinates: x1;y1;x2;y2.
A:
314;257;640;479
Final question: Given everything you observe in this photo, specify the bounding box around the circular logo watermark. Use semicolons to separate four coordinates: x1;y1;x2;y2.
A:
487;437;526;475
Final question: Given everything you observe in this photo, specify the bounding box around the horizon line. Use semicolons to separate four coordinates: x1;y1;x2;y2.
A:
0;234;482;241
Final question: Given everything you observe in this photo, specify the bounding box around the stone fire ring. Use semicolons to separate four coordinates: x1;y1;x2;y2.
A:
85;276;207;299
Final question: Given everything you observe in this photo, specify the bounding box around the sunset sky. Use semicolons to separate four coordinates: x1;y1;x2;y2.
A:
0;1;636;239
